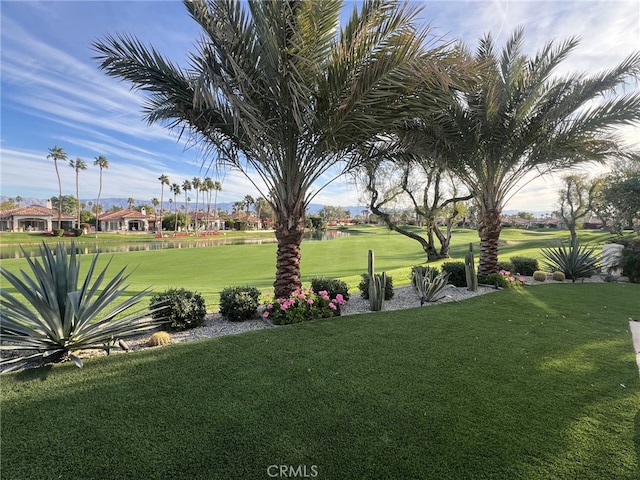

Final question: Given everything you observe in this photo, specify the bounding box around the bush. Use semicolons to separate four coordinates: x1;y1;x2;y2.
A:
310;277;350;301
552;271;566;282
262;287;347;325
541;237;601;282
71;228;84;237
150;288;207;331
496;260;515;273
615;239;640;283
358;273;394;300
533;271;548;282
441;261;466;287
0;242;160;371
510;256;539;276
410;265;440;281
478;270;525;288
53;229;64;237
219;286;261;322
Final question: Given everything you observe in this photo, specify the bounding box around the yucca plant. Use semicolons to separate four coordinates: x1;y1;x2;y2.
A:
1;242;162;372
412;269;451;305
540;237;602;283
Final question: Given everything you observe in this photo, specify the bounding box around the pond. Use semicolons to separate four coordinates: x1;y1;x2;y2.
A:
0;230;350;259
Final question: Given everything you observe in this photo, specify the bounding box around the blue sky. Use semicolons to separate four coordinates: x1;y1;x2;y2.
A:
1;0;639;211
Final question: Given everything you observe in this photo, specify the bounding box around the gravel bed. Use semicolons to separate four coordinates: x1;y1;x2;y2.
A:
1;273;618;373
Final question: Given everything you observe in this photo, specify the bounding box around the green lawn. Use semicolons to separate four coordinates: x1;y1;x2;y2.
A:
0;227;618;308
2;284;639;479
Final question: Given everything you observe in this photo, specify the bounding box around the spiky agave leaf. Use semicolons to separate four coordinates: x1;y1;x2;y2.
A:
0;242;163;372
540;237;602;282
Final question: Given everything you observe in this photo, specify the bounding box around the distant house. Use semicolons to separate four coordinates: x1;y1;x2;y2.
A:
0;204;75;232
583;215;604;229
99;208;150;232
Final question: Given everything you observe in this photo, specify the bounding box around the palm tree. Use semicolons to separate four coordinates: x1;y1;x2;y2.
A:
158;174;170;231
181;180;192;228
69;158;88;227
191;177;202;230
93;0;458;298
171;183;181;232
127;197;135;209
149;197;159;229
15;196;22;207
243;195;254;220
94;155;109;235
212;181;222;220
202;177;214;231
47;146;67;229
404;28;640;275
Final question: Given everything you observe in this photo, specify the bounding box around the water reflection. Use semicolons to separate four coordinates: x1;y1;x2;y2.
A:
1;230;349;259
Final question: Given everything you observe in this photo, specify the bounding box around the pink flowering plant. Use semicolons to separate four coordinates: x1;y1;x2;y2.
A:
261;287;347;325
479;270;526;288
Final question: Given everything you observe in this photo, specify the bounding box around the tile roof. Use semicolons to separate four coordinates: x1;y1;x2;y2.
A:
99;208;149;221
0;204;74;220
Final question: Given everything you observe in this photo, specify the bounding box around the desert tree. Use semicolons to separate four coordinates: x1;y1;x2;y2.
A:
556;173;599;242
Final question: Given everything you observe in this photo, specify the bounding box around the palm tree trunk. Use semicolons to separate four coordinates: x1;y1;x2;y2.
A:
477;207;502;276
55;162;62;229
273;210;305;299
95;172;102;236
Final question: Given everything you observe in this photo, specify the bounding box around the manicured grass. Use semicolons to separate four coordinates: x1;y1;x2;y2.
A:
0;227;619;308
2;284;639;479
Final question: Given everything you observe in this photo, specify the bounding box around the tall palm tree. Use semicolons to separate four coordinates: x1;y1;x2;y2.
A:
158;174;170;231
212;181;222;220
192;177;202;230
93;155;109;235
202;177;215;231
404;28;640;275
47;146;67;229
181;180;192;228
69;158;88;227
93;0;459;298
171;183;181;232
127;197;135;209
150;197;160;230
15;196;22;207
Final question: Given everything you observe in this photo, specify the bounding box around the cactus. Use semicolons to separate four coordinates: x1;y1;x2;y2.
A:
552;271;566;282
148;331;172;347
368;249;386;311
533;271;548;282
464;243;478;291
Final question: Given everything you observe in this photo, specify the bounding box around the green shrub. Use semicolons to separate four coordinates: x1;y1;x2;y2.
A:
310;277;350;301
441;261;466;287
615;239;640;283
71;228;84;237
0;242;160;371
262;287;347;325
53;229;64;237
552;271;566;282
478;270;525;288
150;288;207;331
219;286;261;322
496;260;515;273
358;273;394;300
510;256;539;275
541;237;601;282
532;271;547;282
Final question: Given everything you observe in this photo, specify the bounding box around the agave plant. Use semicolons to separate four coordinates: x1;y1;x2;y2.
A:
1;242;162;372
540;237;602;283
412;269;451;305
